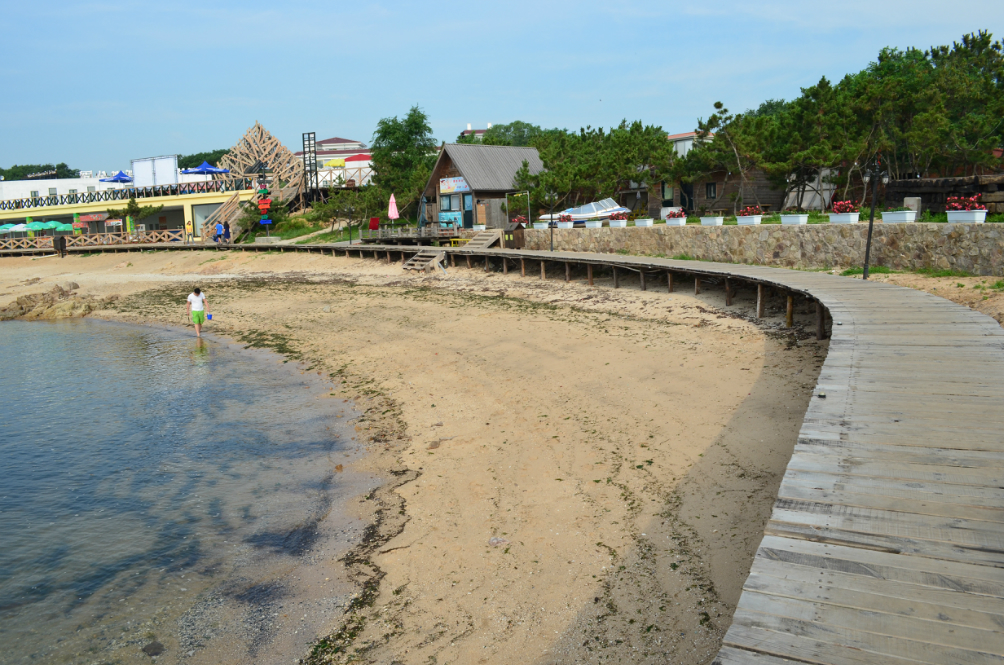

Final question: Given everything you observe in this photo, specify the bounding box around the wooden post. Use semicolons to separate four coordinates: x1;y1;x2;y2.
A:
640;271;646;291
756;283;765;318
485;256;489;272
725;278;733;306
450;253;455;267
541;260;546;280
520;258;525;277
816;301;826;340
695;277;701;295
613;267;620;288
667;272;674;293
466;255;472;269
588;264;594;286
503;258;508;274
565;262;570;282
786;294;794;328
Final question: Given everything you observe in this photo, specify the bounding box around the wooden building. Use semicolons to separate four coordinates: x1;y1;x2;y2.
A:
886;174;1004;213
423;144;544;229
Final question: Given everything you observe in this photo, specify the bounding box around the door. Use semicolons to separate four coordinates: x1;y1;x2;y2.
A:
680;183;694;211
463;194;474;228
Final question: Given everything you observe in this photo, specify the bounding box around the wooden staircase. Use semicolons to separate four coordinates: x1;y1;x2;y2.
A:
463;229;501;250
202;191;243;241
402;249;446;272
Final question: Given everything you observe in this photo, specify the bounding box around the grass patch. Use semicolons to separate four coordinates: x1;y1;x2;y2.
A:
672;253;696;261
914;267;973;278
841;265;893;276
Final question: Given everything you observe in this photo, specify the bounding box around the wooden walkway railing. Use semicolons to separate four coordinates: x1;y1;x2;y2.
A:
0;230;185;251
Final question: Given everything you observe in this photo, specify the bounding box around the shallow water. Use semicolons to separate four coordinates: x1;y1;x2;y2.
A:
0;319;372;664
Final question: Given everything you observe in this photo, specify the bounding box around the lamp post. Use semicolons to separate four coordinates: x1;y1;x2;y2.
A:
347;205;355;244
861;160;889;281
544;191;558;252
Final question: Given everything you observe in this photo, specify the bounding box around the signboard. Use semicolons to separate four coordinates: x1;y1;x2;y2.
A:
131;155;179;188
72;222;89;229
78;212;109;222
105;218;123;227
438;211;462;226
439;177;470;194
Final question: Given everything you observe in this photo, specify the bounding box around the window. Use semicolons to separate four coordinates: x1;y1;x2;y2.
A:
705;182;717;199
68;189;77;195
87;186;96;193
48;188;57;196
30;190;39;198
440;194;458;211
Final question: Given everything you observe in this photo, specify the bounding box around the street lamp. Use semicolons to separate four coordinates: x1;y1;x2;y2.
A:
544;191;558;252
861;161;889;280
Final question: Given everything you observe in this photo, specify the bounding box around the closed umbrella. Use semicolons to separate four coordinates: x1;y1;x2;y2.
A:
388;194;399;221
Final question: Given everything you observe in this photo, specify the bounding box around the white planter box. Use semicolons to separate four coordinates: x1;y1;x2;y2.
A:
664;217;687;226
532;222;549;230
882;211;916;223
472;224;486;231
947;210;987;223
557;221;573;229
634;218;654;227
608;220;627;228
700;216;724;226
781;214;809;225
584;220;602;228
829;212;860;224
737;215;762;225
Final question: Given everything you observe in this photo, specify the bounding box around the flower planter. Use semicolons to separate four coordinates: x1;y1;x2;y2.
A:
700;216;724;226
532;222;548;230
584;220;602;229
472;224;486;231
737;215;762;225
947;210;987;223
608;220;627;228
829;212;860;224
781;214;809;225
664;217;687;226
557;221;573;229
882;211;916;223
634;218;654;227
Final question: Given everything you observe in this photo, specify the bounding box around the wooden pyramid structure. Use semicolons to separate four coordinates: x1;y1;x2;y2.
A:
219;121;304;189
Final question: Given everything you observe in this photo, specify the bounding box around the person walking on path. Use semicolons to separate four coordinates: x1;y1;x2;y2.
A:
186;287;210;337
214;221;224;244
223;221;231;243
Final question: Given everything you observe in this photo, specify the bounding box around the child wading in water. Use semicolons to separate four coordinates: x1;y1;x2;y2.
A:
186;287;210;337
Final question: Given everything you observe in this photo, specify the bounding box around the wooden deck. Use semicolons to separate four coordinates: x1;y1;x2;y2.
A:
3;241;1003;663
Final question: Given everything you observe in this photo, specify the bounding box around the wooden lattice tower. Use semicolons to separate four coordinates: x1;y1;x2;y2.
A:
219;122;304;190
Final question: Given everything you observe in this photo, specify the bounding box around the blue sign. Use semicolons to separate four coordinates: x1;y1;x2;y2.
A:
260;218;272;224
438;211;461;227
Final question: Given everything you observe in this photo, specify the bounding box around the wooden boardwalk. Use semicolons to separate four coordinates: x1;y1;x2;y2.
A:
4;240;1004;663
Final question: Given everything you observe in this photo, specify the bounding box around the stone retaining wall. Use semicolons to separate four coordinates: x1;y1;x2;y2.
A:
520;223;1004;276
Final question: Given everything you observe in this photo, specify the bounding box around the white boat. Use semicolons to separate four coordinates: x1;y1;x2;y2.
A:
538;198;632;223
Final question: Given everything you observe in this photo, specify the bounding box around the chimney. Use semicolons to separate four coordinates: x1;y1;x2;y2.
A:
467;123;472;131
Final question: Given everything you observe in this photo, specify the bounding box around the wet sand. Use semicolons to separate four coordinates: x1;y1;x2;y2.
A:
0;250;828;664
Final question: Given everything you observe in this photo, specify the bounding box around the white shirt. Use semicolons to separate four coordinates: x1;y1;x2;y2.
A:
187;293;206;311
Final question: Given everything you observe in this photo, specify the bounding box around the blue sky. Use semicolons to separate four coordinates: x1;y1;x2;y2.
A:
3;0;1003;171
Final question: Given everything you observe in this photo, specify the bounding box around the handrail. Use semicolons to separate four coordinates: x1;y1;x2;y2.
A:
0;178;256;211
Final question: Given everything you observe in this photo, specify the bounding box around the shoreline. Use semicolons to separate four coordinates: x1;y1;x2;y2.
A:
0;251;828;664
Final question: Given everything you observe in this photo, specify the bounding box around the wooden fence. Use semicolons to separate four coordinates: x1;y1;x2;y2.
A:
0;230;185;251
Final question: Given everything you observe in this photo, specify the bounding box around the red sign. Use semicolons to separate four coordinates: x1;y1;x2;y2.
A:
72;222;89;229
78;212;109;222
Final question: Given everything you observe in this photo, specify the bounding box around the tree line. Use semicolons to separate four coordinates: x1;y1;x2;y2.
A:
356;30;1003;219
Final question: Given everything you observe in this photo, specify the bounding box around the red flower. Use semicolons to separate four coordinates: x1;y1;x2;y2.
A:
831;200;860;213
946;194;986;211
737;205;762;216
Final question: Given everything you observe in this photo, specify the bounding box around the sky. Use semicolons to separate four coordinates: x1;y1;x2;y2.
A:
3;0;1003;171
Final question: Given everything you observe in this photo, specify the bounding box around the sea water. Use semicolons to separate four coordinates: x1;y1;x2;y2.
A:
0;319;372;664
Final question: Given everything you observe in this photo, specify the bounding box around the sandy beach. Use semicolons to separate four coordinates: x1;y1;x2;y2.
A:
0;250;829;664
